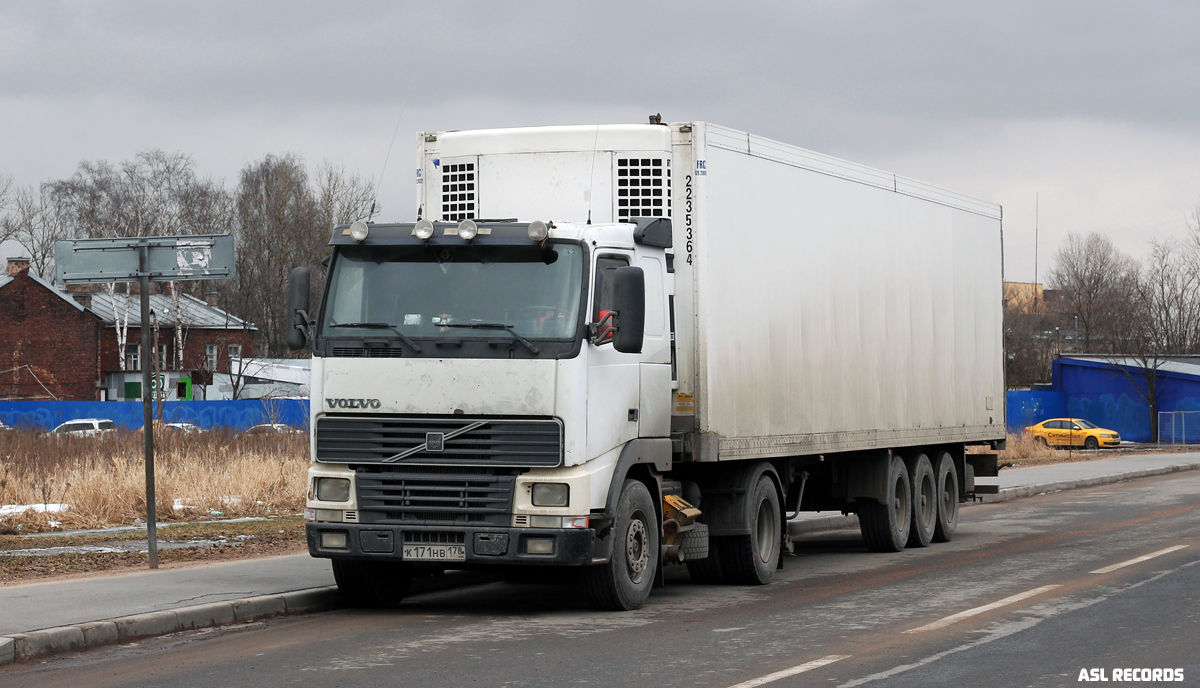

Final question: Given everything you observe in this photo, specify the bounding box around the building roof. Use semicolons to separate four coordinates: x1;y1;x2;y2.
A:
0;271;90;314
88;291;256;330
1059;355;1200;379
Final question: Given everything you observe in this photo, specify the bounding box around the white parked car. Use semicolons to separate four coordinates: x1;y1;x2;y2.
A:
165;422;203;434
245;423;304;435
51;418;117;437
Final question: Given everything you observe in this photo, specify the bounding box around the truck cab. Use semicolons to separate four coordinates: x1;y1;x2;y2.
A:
296;217;676;610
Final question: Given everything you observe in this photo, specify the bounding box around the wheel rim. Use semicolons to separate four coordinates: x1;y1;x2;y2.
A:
755;496;778;562
941;470;956;521
625;510;650;584
894;474;909;527
919;474;934;526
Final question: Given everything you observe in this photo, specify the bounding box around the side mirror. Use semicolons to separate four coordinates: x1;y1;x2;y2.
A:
612;266;645;354
286;267;311;351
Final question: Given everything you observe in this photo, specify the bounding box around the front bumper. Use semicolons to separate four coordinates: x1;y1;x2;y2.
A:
306;522;595;566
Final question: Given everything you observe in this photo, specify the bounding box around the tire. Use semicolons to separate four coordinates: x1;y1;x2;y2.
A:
332;559;412;608
1084;436;1098;450
680;522;710;562
686;533;727;584
932;451;959;543
1035;436;1048;447
721;475;781;585
858;455;912;553
906;453;936;548
583;479;658;610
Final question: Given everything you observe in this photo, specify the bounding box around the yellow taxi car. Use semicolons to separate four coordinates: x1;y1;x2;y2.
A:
1026;418;1121;449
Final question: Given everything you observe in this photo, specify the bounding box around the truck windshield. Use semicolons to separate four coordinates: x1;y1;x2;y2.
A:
320;243;585;342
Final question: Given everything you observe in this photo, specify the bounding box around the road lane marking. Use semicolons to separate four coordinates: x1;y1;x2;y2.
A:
726;654;851;688
1090;545;1189;574
903;585;1061;634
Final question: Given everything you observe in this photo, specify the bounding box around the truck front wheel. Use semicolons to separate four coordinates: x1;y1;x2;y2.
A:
583;479;658;611
858;455;912;552
332;559;412;608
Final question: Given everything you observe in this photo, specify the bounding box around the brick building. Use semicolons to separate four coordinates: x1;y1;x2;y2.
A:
0;256;255;401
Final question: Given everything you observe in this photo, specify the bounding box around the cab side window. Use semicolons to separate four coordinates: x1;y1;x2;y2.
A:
592;255;630;323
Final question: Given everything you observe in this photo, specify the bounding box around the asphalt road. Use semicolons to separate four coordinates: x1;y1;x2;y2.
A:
5;472;1199;688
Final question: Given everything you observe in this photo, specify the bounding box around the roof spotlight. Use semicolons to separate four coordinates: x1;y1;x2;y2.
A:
349;220;369;242
527;220;549;242
457;219;479;241
412;219;435;240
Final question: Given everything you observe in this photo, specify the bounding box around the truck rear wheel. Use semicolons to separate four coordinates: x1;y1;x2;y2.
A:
721;475;781;585
583;479;658;610
906;453;936;548
332;559;413;608
932;451;958;543
858;455;912;552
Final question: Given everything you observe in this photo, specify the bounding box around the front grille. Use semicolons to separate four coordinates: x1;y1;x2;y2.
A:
403;531;466;544
357;467;514;525
330;346;404;358
317;415;562;467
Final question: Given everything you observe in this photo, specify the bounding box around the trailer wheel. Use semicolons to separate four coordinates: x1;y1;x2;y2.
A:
932;451;958;543
582;479;658;610
858;455;911;552
906;453;935;548
332;559;412;608
721;475;781;585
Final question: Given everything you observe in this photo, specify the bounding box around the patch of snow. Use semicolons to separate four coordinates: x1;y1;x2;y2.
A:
0;503;71;517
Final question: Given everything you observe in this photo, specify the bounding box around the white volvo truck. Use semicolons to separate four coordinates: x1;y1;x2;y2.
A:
288;121;1006;610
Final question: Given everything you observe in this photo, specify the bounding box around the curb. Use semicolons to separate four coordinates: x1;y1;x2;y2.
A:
0;586;340;666
978;462;1200;503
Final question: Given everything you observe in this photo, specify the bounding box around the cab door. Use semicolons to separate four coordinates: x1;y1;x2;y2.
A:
585;252;641;459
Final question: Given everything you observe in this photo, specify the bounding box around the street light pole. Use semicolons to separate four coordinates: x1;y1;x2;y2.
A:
139;244;158;569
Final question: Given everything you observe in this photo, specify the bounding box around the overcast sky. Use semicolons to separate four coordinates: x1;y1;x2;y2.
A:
3;1;1199;283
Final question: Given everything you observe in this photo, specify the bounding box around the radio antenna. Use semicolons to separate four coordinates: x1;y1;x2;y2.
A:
586;124;600;224
370;105;406;221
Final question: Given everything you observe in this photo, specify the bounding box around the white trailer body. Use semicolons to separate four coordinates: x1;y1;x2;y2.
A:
417;122;1005;457
295;121;1006;611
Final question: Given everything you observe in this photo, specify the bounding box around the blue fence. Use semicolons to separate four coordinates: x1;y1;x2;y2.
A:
0;400;309;432
1005;390;1066;433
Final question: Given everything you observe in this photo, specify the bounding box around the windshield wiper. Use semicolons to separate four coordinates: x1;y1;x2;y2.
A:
441;323;540;355
329;321;422;353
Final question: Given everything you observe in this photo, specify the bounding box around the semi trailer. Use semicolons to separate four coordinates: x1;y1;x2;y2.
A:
290;120;1006;610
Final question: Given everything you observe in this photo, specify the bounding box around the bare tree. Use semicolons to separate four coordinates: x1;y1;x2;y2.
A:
1047;232;1138;353
4;185;71;277
0;174;15;245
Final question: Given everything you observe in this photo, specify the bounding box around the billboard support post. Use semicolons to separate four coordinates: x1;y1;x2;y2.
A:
56;235;235;570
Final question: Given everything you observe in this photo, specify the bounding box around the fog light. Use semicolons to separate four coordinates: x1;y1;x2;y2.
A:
531;483;569;507
525;537;555;555
529;515;559;528
349;220;369;242
412;219;435;240
562;516;588;529
316;477;351;502
320;531;348;549
527;220;549;241
457;219;479;240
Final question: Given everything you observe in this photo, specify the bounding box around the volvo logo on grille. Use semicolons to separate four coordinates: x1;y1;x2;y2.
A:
426;432;445;452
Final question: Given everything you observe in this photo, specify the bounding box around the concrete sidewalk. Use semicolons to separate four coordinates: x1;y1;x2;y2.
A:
3;450;1200;664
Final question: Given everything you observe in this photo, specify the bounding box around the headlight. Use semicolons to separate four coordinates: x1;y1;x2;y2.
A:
531;483;569;507
412;219;435;240
527;220;549;241
316;477;351;502
349;220;369;242
457;219;479;240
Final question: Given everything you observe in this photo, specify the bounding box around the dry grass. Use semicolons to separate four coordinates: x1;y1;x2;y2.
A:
0;428;308;532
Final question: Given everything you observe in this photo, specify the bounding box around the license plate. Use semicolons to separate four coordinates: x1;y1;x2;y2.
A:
402;544;466;561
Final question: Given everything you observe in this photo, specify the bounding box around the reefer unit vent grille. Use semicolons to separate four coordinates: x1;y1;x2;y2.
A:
617;158;671;219
442;162;476;221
